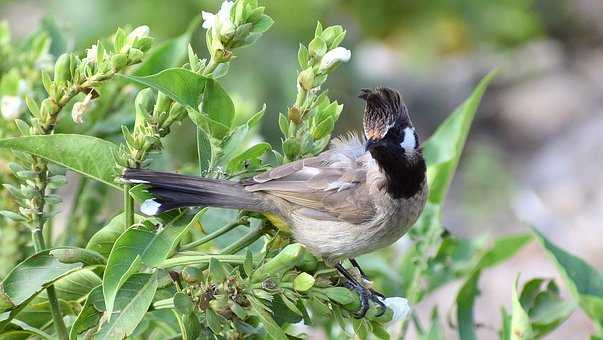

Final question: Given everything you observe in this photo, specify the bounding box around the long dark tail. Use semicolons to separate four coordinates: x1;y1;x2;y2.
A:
122;169;265;215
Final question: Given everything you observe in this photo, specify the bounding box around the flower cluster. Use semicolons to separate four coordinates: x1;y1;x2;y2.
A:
201;0;273;76
281;22;351;161
115;89;187;169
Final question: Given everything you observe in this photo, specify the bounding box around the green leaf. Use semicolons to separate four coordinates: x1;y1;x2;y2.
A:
95;273;158;339
196;127;212;174
69;285;104;340
531;227;603;323
226;142;271;173
173;292;194;315
456;234;532;340
0;134;120;189
511;277;533;340
251;15;274;33
209;258;227;283
86;213;143;258
121;68;207;109
103;211;201;317
423;70;497;204
248;296;288;340
51;269;101;302
421;308;444;340
201;78;235;127
134;17;198;76
0;250;84;313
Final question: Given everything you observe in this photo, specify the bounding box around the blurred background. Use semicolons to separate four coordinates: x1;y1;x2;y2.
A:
1;0;601;338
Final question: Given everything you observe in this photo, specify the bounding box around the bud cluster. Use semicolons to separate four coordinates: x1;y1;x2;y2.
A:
0;26;152;231
201;0;274;76
115;89;187;169
281;22;350;161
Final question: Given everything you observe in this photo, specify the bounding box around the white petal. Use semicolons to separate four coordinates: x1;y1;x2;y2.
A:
202;11;216;29
129;25;150;39
1;96;23;120
85;44;98;63
141;199;161;215
217;1;234;21
383;297;410;323
319;47;351;72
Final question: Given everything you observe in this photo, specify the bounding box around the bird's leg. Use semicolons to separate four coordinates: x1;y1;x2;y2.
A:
335;263;386;318
348;258;385;299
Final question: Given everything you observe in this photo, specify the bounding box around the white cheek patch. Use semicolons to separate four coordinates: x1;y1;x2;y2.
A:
400;127;417;151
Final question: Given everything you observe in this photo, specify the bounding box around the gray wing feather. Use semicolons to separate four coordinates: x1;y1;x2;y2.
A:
246;134;375;224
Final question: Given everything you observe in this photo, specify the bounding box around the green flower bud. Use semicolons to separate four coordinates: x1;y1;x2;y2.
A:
110;53;128;71
251;243;305;282
39;98;58;119
308;36;327;59
133;36;153;52
293;272;315;292
173;292;195;314
283;138;301;160
127;48;144;63
134;88;154;130
49;248;106;266
298;250;318;272
297;68;315;91
53;53;72;84
182;266;204;284
320;25;344;47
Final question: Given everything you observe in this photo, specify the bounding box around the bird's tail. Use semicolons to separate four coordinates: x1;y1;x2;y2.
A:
122;168;265;215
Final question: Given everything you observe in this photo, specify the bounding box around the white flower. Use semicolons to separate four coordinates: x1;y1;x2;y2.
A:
71;92;93;124
383;297;410;323
129;25;150;40
319;47;351;73
1;95;23;120
202;1;234;36
85;44;98;63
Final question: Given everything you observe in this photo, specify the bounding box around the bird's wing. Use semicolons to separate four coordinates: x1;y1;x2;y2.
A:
245;134;376;224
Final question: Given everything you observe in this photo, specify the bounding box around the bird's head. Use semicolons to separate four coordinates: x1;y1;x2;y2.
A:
360;87;419;157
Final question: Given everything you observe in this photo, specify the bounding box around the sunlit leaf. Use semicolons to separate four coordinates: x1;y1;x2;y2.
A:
423;70;497;204
95;273;158;339
0;134;120;189
102;211;201;317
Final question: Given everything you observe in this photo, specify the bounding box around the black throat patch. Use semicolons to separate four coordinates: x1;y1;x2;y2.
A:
369;144;426;199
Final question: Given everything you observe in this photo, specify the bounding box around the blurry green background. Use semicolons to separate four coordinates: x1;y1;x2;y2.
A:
2;0;602;338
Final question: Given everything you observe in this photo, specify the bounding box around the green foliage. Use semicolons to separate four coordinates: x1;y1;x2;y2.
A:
0;1;599;339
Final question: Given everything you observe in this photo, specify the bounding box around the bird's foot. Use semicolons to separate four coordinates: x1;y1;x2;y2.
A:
344;280;387;318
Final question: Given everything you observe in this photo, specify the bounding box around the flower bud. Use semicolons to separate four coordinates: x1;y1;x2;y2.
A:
71;92;93;124
283;138;301;160
127;48;144;63
293;272;315;292
251;243;305;282
1;95;23;120
39;98;58;119
53;53;72;84
308;36;327;59
127;25;150;47
318;47;351;73
111;53;128;71
297;68;315;91
85;44;98;63
182;266;204;284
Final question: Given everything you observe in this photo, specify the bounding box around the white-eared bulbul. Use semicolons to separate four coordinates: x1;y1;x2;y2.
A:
123;87;428;317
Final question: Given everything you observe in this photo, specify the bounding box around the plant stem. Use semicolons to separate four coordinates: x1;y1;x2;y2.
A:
31;229;69;340
179;218;247;251
157;255;246;269
124;183;134;228
220;222;266;255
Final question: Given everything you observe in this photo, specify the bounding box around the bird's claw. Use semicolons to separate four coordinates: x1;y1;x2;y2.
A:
344;281;387;318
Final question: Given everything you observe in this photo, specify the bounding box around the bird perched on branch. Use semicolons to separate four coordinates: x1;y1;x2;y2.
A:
123;87;427;317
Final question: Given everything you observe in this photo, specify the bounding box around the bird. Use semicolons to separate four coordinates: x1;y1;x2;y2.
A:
122;87;428;317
